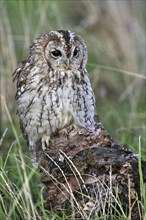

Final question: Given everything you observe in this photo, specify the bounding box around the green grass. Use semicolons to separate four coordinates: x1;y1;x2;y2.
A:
0;132;145;219
0;0;146;219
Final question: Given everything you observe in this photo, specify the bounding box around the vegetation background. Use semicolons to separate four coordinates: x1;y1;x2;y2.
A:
0;0;145;219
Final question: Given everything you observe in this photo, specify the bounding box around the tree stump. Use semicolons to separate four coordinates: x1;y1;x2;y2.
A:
37;117;146;220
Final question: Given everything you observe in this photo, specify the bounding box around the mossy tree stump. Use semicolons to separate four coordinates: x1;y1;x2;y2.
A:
36;117;146;220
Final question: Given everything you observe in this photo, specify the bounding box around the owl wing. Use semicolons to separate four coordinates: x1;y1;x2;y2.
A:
13;60;27;81
13;60;32;99
13;60;33;139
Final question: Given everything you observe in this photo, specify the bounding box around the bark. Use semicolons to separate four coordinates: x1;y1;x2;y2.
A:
36;117;146;220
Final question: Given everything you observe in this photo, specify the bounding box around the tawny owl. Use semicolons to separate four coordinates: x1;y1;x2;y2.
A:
13;30;96;166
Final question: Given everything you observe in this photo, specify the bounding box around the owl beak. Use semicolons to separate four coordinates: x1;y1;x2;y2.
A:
64;59;71;70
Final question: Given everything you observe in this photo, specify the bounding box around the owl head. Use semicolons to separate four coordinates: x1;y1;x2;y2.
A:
29;30;88;71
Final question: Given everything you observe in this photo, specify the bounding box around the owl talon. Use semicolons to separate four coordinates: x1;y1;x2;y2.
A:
59;128;69;139
30;151;38;168
41;135;50;150
59;128;67;135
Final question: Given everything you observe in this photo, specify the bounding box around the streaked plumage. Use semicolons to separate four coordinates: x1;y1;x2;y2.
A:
13;30;96;166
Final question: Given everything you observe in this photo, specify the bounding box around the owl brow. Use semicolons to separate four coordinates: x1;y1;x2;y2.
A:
57;30;70;45
57;30;73;57
64;45;71;58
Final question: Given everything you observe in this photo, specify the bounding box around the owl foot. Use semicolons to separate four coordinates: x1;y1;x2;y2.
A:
59;128;67;135
59;128;70;139
41;135;50;150
31;151;38;168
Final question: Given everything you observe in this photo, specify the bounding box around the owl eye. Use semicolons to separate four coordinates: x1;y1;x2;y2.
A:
73;47;79;57
51;49;62;58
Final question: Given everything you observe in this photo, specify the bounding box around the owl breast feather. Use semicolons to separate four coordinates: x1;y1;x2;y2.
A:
17;68;95;146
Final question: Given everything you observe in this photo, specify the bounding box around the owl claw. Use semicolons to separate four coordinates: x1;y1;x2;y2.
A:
59;128;67;135
41;135;50;150
31;154;38;168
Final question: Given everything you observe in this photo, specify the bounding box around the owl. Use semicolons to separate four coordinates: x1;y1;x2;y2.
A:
13;30;96;167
